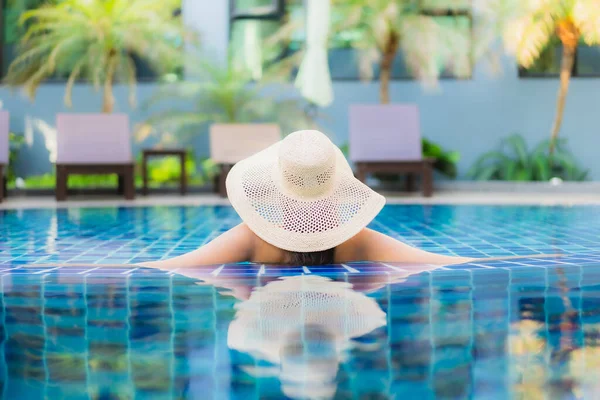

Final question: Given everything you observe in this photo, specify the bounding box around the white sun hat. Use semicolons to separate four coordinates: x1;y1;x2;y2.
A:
226;129;386;252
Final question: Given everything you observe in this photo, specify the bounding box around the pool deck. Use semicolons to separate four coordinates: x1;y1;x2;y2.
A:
2;190;600;209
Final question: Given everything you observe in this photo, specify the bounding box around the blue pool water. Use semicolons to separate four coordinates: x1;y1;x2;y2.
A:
1;205;600;399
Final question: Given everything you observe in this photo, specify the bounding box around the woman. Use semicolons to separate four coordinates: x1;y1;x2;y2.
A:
145;130;553;269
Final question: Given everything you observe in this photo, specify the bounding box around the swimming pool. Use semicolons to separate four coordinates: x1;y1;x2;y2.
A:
1;205;600;399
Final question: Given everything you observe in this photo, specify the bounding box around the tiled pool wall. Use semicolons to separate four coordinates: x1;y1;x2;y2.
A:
1;264;600;398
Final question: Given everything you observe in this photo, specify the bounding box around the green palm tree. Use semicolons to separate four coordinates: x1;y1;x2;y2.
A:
145;51;319;140
330;0;471;104
491;0;600;153
5;0;185;113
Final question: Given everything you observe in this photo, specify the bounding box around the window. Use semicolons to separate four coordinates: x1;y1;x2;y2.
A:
229;0;472;81
0;0;183;81
419;6;472;80
231;0;285;18
577;46;600;76
328;0;472;80
519;38;600;78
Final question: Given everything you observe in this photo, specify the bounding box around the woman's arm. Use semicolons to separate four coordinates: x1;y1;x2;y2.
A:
142;223;255;270
359;229;472;265
358;229;562;265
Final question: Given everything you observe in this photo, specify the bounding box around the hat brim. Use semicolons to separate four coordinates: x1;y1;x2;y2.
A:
226;141;386;253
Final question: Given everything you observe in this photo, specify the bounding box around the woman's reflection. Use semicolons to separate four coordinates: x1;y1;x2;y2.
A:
226;275;387;399
174;264;442;399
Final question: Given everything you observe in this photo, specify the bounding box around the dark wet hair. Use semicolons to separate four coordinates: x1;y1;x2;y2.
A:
285;248;335;266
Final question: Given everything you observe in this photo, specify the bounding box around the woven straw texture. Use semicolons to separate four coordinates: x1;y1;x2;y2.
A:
226;130;386;252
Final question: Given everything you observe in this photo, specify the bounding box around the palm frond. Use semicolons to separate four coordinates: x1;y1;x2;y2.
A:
20;7;89;27
502;159;519;180
5;41;54;80
64;57;86;107
573;0;600;45
6;0;185;110
469;133;586;182
142;82;205;109
328;0;392;81
23;62;50;100
357;48;380;82
503;12;556;68
329;0;473;85
400;14;471;83
47;36;82;71
88;45;106;91
551;152;588;181
261;50;304;84
145;50;320;144
21;22;65;42
467;149;511;179
475;0;566;68
470;164;500;181
372;4;399;51
532;154;551;181
121;55;137;108
504;134;530;167
513;168;532;181
146;111;219;131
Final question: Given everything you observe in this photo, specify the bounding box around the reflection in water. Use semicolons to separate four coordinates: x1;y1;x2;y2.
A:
227;276;386;399
507;266;600;400
1;265;600;398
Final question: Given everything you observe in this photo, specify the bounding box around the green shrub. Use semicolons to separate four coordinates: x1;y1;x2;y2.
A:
8;132;25;184
139;153;218;186
339;138;460;179
422;138;461;178
21;174;117;189
468;134;588;181
15;153;219;190
136;151;198;185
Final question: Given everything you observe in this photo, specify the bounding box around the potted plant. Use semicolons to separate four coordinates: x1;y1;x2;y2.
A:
341;137;461;187
468;134;588;182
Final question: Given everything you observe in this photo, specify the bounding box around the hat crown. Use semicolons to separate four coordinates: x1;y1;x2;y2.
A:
278;130;336;197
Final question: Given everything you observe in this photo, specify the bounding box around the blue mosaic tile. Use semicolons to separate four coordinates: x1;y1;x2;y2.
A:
1;205;600;399
0;205;598;271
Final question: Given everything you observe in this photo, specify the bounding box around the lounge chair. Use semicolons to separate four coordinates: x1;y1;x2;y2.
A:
0;111;8;202
55;113;135;201
349;104;434;197
210;123;281;197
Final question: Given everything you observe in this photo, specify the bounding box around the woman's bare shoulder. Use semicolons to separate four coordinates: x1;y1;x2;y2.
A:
335;228;371;263
250;228;288;264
